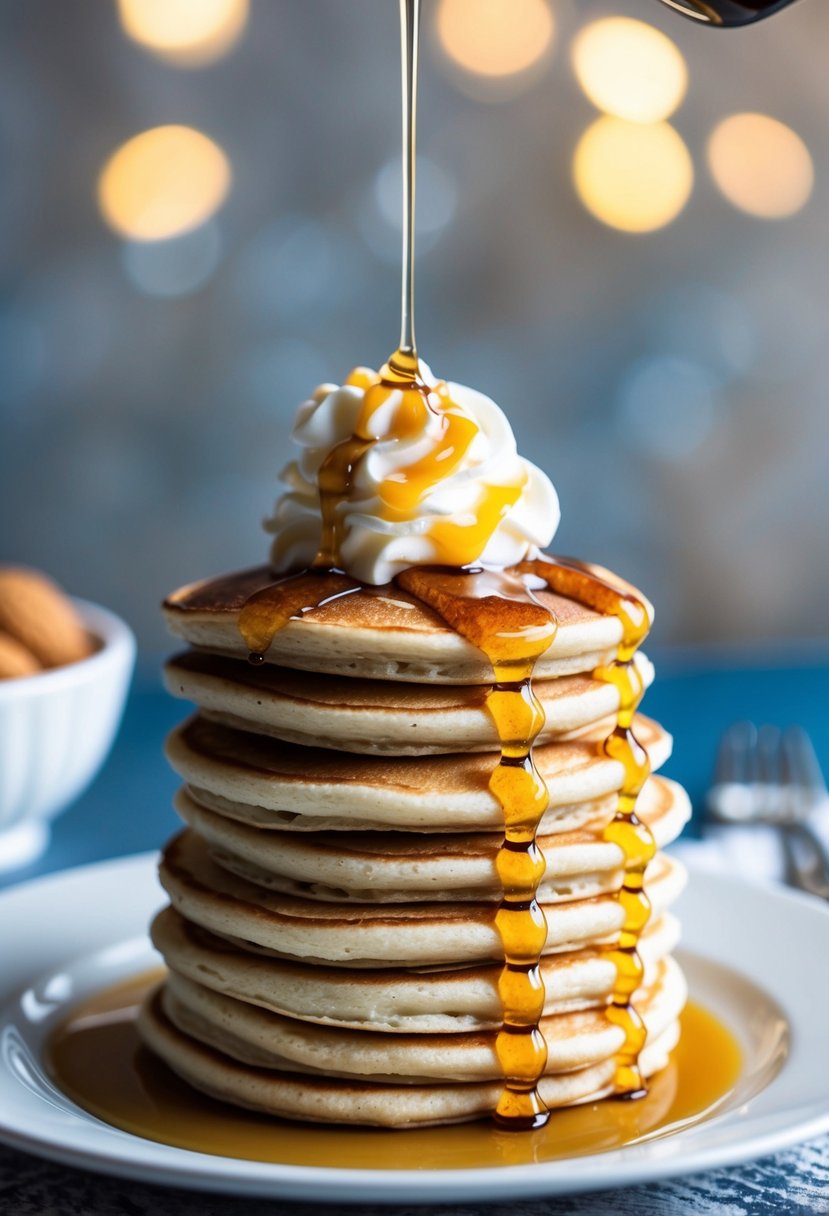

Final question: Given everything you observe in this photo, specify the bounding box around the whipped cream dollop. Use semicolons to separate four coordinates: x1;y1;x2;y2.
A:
266;363;560;585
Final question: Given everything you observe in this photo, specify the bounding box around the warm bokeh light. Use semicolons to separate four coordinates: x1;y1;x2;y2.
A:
707;113;814;219
573;117;693;234
436;0;554;78
97;126;231;242
116;0;248;67
571;18;687;124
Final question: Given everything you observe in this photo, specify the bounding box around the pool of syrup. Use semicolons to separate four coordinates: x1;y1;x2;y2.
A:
46;971;742;1170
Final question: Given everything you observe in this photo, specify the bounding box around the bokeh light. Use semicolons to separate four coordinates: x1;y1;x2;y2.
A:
7;258;118;398
233;216;361;326
232;338;329;419
646;284;757;380
375;155;457;236
0;316;45;411
617;355;720;461
436;0;554;79
97;125;231;242
116;0;248;67
572;18;687;124
707;113;814;219
573;117;693;233
121;221;222;298
358;156;458;263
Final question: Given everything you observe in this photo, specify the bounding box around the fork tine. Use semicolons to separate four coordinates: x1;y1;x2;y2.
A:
714;720;756;785
709;722;758;823
783;726;829;808
781;726;829;893
779;726;804;823
757;724;781;782
757;725;783;819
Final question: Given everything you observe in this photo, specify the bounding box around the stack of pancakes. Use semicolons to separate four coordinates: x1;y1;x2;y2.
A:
140;565;690;1128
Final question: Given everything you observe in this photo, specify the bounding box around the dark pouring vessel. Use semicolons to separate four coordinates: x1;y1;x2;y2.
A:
657;0;798;25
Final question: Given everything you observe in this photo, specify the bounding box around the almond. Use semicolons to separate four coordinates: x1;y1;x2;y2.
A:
0;630;42;679
0;567;93;669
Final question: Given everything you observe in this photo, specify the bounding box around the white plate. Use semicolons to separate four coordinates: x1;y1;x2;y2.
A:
0;853;828;1203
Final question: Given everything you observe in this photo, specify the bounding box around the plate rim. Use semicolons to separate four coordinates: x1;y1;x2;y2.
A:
1;851;828;1202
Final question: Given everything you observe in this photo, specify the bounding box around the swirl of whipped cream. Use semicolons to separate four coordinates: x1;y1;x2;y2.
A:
266;364;560;585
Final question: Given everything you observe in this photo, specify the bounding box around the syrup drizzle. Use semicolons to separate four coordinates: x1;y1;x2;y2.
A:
235;0;656;1127
296;0;523;577
238;570;360;663
235;558;656;1120
310;0;424;573
398;0;418;362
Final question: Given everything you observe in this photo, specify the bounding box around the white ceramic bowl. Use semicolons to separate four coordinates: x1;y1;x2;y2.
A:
0;599;136;871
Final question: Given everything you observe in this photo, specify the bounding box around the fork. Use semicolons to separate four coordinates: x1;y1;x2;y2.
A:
706;722;829;900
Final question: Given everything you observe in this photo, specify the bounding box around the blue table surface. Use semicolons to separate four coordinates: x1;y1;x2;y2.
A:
2;646;829;1215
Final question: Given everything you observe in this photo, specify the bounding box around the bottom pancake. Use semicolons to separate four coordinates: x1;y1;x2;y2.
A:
158;955;685;1083
138;992;681;1128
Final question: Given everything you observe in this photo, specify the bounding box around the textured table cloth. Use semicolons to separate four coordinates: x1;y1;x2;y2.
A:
2;647;828;1214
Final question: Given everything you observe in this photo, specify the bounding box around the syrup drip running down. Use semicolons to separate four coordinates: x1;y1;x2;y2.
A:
398;567;558;1129
239;570;360;664
519;558;656;1096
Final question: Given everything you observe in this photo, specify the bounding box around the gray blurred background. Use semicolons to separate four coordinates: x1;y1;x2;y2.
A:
1;0;827;664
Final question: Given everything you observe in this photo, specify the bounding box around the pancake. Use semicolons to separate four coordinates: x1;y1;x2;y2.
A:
166;713;673;832
151;904;681;1031
137;992;680;1127
163;651;654;755
159;830;687;967
155;557;685;1128
162;563;653;686
172;777;690;904
158;955;685;1082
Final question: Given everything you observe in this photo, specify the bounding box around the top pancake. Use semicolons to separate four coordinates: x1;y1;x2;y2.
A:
163;564;650;685
137;983;681;1127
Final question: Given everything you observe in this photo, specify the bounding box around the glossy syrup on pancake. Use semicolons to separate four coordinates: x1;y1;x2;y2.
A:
46;969;742;1162
239;561;656;1121
519;559;656;1098
231;0;657;1129
396;569;556;1128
